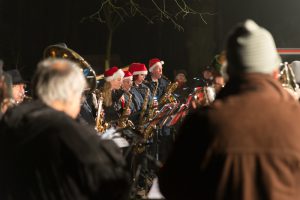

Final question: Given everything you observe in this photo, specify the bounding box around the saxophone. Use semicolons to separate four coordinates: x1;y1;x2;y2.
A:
158;82;178;107
95;91;108;135
146;82;159;123
140;82;159;139
141;82;178;142
118;91;135;129
138;88;150;127
134;84;158;154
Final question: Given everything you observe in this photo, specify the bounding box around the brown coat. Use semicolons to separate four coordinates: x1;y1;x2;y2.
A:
159;73;300;200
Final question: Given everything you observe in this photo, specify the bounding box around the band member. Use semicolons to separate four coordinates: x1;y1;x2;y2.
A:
0;62;13;116
128;63;155;196
173;70;190;103
102;66;130;125
0;58;130;200
121;70;143;123
145;58;174;164
129;63;151;102
6;69;27;104
213;72;225;94
146;58;170;102
192;65;215;88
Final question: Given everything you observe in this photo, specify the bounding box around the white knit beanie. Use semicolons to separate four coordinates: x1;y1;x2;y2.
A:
226;19;281;75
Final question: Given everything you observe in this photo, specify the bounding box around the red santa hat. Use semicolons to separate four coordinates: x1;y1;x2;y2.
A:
104;66;125;81
129;63;148;75
123;70;133;80
148;58;164;72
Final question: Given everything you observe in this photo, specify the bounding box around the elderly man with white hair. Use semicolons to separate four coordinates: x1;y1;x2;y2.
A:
0;58;130;200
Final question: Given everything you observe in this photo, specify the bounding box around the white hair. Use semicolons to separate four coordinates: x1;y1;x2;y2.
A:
33;58;86;106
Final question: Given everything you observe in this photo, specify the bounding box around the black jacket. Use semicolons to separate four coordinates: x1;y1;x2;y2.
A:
145;76;170;101
0;100;130;200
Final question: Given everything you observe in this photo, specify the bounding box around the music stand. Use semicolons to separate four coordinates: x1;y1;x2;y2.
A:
167;104;189;127
156;103;180;128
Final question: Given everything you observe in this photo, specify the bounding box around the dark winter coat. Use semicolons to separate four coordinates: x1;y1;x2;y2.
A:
159;73;300;200
0;100;130;200
145;76;170;101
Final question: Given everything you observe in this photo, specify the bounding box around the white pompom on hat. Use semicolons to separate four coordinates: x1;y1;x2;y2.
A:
104;66;125;81
148;58;164;73
226;19;281;75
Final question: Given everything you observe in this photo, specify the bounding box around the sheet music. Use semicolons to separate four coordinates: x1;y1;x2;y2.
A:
147;177;165;199
100;127;129;148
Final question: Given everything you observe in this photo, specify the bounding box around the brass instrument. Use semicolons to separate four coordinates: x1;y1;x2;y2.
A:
158;82;178;107
147;82;159;122
141;82;160;142
95;91;109;134
146;81;178;133
279;62;299;91
118;91;135;129
133;88;150;154
278;62;300;100
138;88;150;127
134;83;160;154
43;44;97;92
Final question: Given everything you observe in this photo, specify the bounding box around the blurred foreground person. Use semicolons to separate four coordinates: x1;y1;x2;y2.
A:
159;19;300;200
6;69;27;104
0;59;130;200
0;61;13;117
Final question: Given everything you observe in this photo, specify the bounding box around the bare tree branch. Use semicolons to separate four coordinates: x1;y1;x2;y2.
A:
83;0;214;31
80;0;215;67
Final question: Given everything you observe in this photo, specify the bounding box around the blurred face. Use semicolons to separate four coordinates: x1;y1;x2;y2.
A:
122;78;133;91
175;73;187;84
12;83;25;103
110;77;123;90
134;74;146;85
214;76;225;93
203;70;213;80
151;65;163;79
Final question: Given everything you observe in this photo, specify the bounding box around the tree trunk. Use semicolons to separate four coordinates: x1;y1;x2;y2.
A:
105;29;113;70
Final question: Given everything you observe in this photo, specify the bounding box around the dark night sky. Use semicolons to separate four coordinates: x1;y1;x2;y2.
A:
217;0;300;62
0;0;217;81
1;0;300;81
